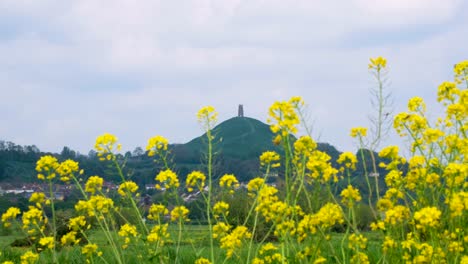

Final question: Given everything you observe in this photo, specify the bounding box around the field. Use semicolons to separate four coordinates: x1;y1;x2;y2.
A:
1;58;467;264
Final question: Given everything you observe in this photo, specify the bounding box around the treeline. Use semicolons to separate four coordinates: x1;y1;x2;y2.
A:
0;140;390;198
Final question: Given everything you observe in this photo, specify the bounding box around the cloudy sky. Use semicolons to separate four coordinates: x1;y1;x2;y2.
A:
1;0;467;154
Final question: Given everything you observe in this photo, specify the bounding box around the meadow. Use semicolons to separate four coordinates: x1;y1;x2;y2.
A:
1;57;467;264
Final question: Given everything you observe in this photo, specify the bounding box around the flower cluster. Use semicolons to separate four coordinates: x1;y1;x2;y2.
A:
186;171;206;192
155;169;180;190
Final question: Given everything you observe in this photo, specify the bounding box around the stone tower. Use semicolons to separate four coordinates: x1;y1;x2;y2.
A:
238;104;244;117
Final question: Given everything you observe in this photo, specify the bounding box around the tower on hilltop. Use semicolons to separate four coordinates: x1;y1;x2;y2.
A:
238;104;244;117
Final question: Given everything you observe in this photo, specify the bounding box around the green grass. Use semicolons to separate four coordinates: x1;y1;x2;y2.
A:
0;226;386;263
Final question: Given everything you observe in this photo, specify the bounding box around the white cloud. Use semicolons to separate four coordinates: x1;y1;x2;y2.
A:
0;0;467;154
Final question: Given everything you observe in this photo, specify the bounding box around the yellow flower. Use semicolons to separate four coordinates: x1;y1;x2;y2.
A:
75;196;114;217
219;174;239;194
382;236;397;253
259;151;281;168
213;201;229;218
370;221;386;231
20;251;39;264
350;127;367;138
82;243;102;257
315;203;344;229
118;181;139;196
36;155;59;180
267;98;301;138
414;206;441;230
213;222;231;239
29;192;46;208
422;128;444;143
379;145;399;160
170;206;189;222
220;226;252;258
337;152;358;170
61;231;80;245
39;236;55;250
348;233;367;250
155;169;180;190
197;106;218;130
340;185;362;206
350;252;370;264
94;133;120;159
461;255;468;264
56;159;79;182
148;204;169;221
186;171;206;192
447;192;468;217
118;223;138;238
194;257;211;264
22;206;45;235
118;223;138;248
408;96;426;112
2;207;21;227
247;178;265;194
437;81;459;103
146;135;169;157
85;176;104;194
384;205;410;225
306;150;338;184
368;56;387;71
147;224;170;244
68;215;86;231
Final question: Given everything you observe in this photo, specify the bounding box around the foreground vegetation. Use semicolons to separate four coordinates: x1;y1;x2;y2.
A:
1;58;467;263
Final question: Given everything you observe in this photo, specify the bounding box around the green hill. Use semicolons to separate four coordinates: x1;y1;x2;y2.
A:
184;117;281;160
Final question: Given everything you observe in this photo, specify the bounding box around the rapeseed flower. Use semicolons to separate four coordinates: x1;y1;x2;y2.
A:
219;174;239;194
20;251;39;264
337;152;357;170
170;206;189;222
118;223;138;249
39;236;54;250
384;205;410;225
268;99;301;138
82;243;102;258
194;258;211;264
146;135;169;156
2;207;21;227
197;106;218;131
340;185;362;206
414;206;441;230
36;155;59;180
186;171;206;192
95;133;121;161
155;169;179;190
220;226;252;258
259;151;280;168
85;176;104;194
350;127;367;138
213;222;231;239
148;204;168;221
213;201;229;218
368;56;387;71
56;159;79;182
348;233;367;250
118;181;139;197
408;96;426;112
68;215;86;231
61;231;80;245
29;192;46;208
147;224;169;244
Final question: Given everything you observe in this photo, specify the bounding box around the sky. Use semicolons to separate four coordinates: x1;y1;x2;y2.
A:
1;0;467;155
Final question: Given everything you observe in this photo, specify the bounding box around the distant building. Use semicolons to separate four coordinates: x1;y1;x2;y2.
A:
238;104;244;117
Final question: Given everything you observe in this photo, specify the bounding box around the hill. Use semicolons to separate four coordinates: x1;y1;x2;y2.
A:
184;116;281;160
